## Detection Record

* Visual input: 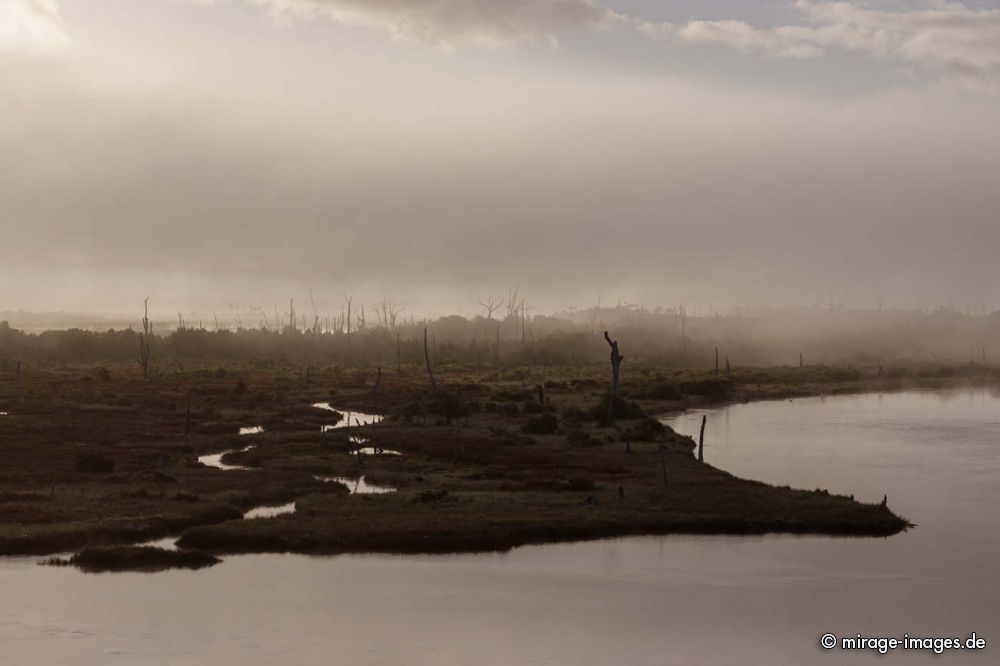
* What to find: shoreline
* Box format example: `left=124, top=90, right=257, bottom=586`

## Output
left=0, top=363, right=937, bottom=565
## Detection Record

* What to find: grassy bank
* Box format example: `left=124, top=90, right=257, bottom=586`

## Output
left=0, top=359, right=956, bottom=560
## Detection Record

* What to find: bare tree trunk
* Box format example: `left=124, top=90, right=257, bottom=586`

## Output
left=725, top=356, right=731, bottom=377
left=372, top=366, right=382, bottom=393
left=604, top=331, right=624, bottom=423
left=424, top=328, right=437, bottom=392
left=604, top=331, right=623, bottom=398
left=698, top=415, right=707, bottom=463
left=714, top=347, right=719, bottom=375
left=800, top=352, right=804, bottom=368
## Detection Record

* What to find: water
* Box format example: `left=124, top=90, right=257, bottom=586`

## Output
left=197, top=445, right=256, bottom=471
left=242, top=502, right=296, bottom=520
left=2, top=389, right=999, bottom=665
left=313, top=403, right=383, bottom=430
left=349, top=446, right=401, bottom=456
left=238, top=426, right=264, bottom=436
left=315, top=475, right=397, bottom=494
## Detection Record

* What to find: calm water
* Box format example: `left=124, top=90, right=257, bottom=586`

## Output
left=2, top=389, right=998, bottom=665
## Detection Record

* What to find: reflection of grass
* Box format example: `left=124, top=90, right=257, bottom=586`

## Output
left=0, top=360, right=931, bottom=559
left=45, top=546, right=220, bottom=572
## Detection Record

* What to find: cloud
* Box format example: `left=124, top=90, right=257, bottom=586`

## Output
left=0, top=0, right=68, bottom=52
left=643, top=1, right=1000, bottom=85
left=235, top=0, right=621, bottom=49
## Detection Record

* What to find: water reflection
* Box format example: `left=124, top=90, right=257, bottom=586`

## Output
left=243, top=502, right=296, bottom=520
left=349, top=446, right=401, bottom=456
left=4, top=389, right=1000, bottom=665
left=313, top=403, right=383, bottom=430
left=198, top=445, right=256, bottom=471
left=315, top=475, right=396, bottom=494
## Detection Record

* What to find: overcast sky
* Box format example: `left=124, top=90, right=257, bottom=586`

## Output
left=2, top=0, right=999, bottom=318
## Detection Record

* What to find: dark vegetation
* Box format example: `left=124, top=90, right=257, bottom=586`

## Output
left=44, top=545, right=220, bottom=573
left=5, top=313, right=994, bottom=565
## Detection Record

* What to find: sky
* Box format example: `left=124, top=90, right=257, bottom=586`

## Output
left=2, top=0, right=999, bottom=319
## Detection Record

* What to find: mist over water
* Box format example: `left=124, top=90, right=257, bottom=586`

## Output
left=2, top=2, right=999, bottom=663
left=2, top=1, right=999, bottom=316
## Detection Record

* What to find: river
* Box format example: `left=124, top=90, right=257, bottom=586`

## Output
left=1, top=389, right=997, bottom=664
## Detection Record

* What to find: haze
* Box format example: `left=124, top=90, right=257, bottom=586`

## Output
left=2, top=0, right=999, bottom=319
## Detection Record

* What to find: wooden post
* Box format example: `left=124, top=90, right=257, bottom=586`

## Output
left=715, top=347, right=719, bottom=374
left=799, top=352, right=804, bottom=368
left=423, top=328, right=437, bottom=392
left=698, top=414, right=707, bottom=463
left=725, top=356, right=731, bottom=377
left=138, top=297, right=152, bottom=378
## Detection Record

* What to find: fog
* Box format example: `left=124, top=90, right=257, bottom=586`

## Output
left=2, top=0, right=999, bottom=319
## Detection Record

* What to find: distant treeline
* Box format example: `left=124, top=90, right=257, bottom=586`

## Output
left=2, top=304, right=1000, bottom=369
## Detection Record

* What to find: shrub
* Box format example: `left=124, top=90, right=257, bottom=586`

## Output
left=522, top=413, right=558, bottom=435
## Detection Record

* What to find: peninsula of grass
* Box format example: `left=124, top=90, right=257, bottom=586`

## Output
left=0, top=358, right=967, bottom=561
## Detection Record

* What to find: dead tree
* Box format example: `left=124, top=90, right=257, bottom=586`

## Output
left=309, top=291, right=320, bottom=334
left=479, top=292, right=504, bottom=321
left=714, top=347, right=719, bottom=374
left=504, top=287, right=520, bottom=321
left=344, top=295, right=353, bottom=337
left=604, top=330, right=624, bottom=422
left=521, top=301, right=527, bottom=344
left=800, top=352, right=804, bottom=368
left=604, top=331, right=623, bottom=398
left=376, top=296, right=404, bottom=330
left=138, top=298, right=152, bottom=378
left=725, top=356, right=731, bottom=377
left=423, top=327, right=437, bottom=392
left=698, top=415, right=707, bottom=463
left=372, top=366, right=382, bottom=393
